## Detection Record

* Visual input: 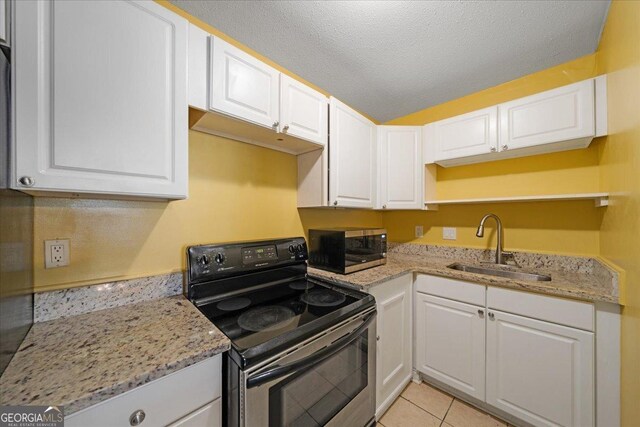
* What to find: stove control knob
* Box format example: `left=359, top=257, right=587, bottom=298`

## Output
left=214, top=253, right=225, bottom=264
left=288, top=245, right=295, bottom=254
left=198, top=255, right=210, bottom=266
left=296, top=244, right=304, bottom=253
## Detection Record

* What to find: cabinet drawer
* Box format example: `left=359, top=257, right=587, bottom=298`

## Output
left=487, top=287, right=594, bottom=331
left=415, top=274, right=485, bottom=306
left=66, top=355, right=222, bottom=427
left=169, top=399, right=221, bottom=427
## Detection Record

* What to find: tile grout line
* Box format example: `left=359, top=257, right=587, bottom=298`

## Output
left=400, top=395, right=445, bottom=423
left=440, top=396, right=455, bottom=426
left=402, top=386, right=452, bottom=422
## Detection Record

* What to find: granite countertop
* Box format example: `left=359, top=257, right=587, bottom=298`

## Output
left=0, top=295, right=230, bottom=415
left=309, top=249, right=619, bottom=304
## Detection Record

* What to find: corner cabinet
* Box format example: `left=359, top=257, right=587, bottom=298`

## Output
left=377, top=126, right=423, bottom=210
left=13, top=0, right=188, bottom=199
left=329, top=97, right=376, bottom=208
left=367, top=274, right=413, bottom=419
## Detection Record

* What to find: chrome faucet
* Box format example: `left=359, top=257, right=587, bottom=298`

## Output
left=475, top=213, right=511, bottom=265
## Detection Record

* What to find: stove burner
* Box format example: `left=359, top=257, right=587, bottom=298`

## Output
left=301, top=289, right=347, bottom=307
left=289, top=281, right=315, bottom=290
left=216, top=297, right=251, bottom=312
left=237, top=306, right=296, bottom=332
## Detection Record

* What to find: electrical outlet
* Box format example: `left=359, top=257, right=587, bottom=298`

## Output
left=443, top=227, right=457, bottom=240
left=45, top=239, right=70, bottom=268
left=415, top=225, right=424, bottom=238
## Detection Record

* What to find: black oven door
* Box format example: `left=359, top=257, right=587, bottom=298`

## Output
left=242, top=309, right=376, bottom=427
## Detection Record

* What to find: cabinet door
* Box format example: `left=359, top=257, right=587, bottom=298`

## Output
left=415, top=293, right=485, bottom=400
left=329, top=97, right=376, bottom=208
left=377, top=126, right=422, bottom=210
left=209, top=35, right=279, bottom=129
left=499, top=79, right=595, bottom=151
left=432, top=106, right=498, bottom=162
left=66, top=356, right=222, bottom=427
left=280, top=74, right=327, bottom=146
left=486, top=310, right=594, bottom=427
left=168, top=399, right=221, bottom=427
left=368, top=275, right=412, bottom=418
left=13, top=0, right=188, bottom=199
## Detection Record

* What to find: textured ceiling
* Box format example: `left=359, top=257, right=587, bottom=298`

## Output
left=170, top=0, right=610, bottom=122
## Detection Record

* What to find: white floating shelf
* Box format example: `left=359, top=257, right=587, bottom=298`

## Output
left=424, top=192, right=609, bottom=209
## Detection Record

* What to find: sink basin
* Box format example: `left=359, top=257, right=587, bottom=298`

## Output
left=447, top=263, right=552, bottom=282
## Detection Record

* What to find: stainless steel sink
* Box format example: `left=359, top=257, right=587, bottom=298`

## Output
left=447, top=262, right=552, bottom=282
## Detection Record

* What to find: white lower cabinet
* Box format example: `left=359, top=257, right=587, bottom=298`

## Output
left=368, top=274, right=413, bottom=418
left=414, top=275, right=597, bottom=427
left=415, top=293, right=486, bottom=400
left=65, top=355, right=221, bottom=427
left=168, top=399, right=221, bottom=427
left=486, top=310, right=594, bottom=427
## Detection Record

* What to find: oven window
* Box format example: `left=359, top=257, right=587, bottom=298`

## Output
left=268, top=331, right=369, bottom=426
left=345, top=235, right=386, bottom=265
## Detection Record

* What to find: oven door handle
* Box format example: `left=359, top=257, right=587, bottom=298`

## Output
left=246, top=310, right=375, bottom=389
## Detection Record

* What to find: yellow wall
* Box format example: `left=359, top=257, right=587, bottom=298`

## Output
left=594, top=1, right=640, bottom=424
left=383, top=201, right=602, bottom=256
left=33, top=132, right=382, bottom=292
left=383, top=54, right=603, bottom=255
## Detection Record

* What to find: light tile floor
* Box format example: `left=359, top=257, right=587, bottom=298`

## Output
left=378, top=382, right=514, bottom=427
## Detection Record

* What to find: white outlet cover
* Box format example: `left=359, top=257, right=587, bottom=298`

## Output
left=415, top=225, right=424, bottom=238
left=443, top=227, right=457, bottom=240
left=45, top=239, right=70, bottom=269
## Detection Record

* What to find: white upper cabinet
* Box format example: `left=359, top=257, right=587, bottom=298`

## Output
left=377, top=126, right=423, bottom=210
left=13, top=0, right=188, bottom=199
left=429, top=106, right=498, bottom=164
left=329, top=97, right=376, bottom=208
left=188, top=28, right=326, bottom=154
left=424, top=78, right=606, bottom=167
left=280, top=74, right=328, bottom=146
left=486, top=310, right=594, bottom=427
left=499, top=79, right=595, bottom=151
left=209, top=36, right=280, bottom=129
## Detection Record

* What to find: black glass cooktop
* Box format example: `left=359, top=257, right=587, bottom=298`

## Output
left=196, top=279, right=361, bottom=352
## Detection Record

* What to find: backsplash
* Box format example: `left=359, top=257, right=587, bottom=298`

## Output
left=34, top=273, right=183, bottom=323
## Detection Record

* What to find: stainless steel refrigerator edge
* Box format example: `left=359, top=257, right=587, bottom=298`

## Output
left=0, top=0, right=34, bottom=376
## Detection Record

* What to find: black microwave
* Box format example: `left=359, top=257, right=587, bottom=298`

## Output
left=308, top=228, right=387, bottom=274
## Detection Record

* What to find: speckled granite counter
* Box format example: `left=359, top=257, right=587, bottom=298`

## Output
left=309, top=247, right=619, bottom=304
left=0, top=296, right=230, bottom=415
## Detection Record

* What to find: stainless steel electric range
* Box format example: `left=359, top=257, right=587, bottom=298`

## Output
left=185, top=237, right=377, bottom=427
